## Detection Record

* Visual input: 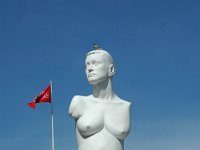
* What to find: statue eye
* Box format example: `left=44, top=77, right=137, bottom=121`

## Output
left=85, top=62, right=90, bottom=68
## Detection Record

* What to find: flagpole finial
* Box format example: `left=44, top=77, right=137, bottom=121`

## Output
left=93, top=43, right=102, bottom=50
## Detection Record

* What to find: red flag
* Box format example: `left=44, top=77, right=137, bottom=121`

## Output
left=27, top=84, right=51, bottom=109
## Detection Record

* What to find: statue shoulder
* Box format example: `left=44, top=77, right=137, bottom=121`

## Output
left=116, top=97, right=132, bottom=109
left=68, top=95, right=88, bottom=118
left=71, top=95, right=92, bottom=100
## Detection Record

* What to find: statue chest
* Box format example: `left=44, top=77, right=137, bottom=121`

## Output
left=76, top=100, right=124, bottom=138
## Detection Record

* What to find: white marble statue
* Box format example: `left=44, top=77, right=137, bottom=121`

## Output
left=69, top=46, right=131, bottom=150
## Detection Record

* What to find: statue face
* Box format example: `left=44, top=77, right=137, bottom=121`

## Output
left=85, top=52, right=111, bottom=85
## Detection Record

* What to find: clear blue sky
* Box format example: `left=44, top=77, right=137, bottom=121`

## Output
left=0, top=0, right=200, bottom=150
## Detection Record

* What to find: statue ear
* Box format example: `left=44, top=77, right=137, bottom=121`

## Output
left=109, top=64, right=115, bottom=76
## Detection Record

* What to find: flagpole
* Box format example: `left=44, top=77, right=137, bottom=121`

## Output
left=50, top=80, right=55, bottom=150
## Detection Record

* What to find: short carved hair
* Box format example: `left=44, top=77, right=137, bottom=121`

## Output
left=86, top=50, right=114, bottom=65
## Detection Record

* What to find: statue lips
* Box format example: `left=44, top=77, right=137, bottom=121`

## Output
left=88, top=73, right=96, bottom=78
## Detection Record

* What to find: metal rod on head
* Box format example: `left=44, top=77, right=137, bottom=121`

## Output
left=93, top=43, right=102, bottom=50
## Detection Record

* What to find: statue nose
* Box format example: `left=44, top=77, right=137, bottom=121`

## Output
left=88, top=67, right=93, bottom=73
left=86, top=63, right=94, bottom=73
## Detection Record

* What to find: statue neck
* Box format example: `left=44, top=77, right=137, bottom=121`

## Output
left=92, top=79, right=115, bottom=101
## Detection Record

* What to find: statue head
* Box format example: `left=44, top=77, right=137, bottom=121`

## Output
left=85, top=46, right=115, bottom=85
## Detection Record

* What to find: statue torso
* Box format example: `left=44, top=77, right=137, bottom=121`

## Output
left=69, top=95, right=131, bottom=150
